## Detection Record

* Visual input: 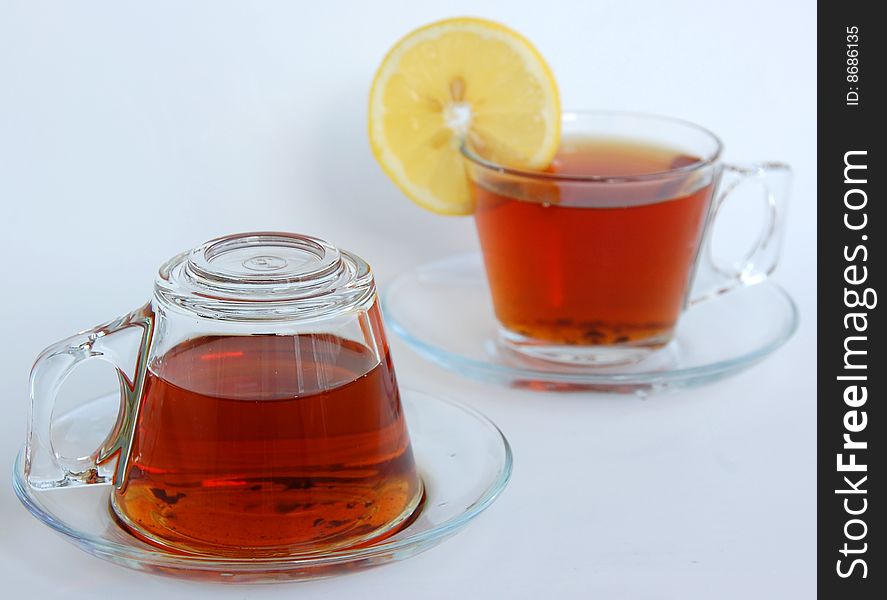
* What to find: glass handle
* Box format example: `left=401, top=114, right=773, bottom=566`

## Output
left=26, top=304, right=154, bottom=490
left=689, top=162, right=792, bottom=304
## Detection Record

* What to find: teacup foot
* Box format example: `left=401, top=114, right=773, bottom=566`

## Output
left=497, top=326, right=670, bottom=367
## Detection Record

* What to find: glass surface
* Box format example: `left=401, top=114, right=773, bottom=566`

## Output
left=13, top=389, right=512, bottom=582
left=26, top=232, right=424, bottom=558
left=383, top=254, right=798, bottom=393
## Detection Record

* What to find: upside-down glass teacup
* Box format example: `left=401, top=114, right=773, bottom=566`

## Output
left=463, top=111, right=791, bottom=365
left=27, top=232, right=423, bottom=557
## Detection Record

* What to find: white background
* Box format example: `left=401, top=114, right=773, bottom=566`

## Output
left=0, top=1, right=816, bottom=598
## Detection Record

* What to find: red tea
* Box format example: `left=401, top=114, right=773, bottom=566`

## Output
left=473, top=137, right=715, bottom=347
left=112, top=333, right=422, bottom=556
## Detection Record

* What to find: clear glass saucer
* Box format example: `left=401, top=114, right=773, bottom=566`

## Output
left=12, top=389, right=512, bottom=583
left=382, top=254, right=799, bottom=393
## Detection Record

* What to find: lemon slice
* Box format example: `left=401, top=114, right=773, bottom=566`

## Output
left=369, top=17, right=561, bottom=215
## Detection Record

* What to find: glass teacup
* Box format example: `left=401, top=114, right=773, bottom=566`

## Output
left=27, top=232, right=423, bottom=557
left=463, top=111, right=791, bottom=365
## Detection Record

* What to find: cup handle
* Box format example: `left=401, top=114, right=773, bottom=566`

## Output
left=26, top=304, right=154, bottom=490
left=688, top=162, right=792, bottom=304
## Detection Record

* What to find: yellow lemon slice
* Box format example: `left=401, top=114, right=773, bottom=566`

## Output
left=369, top=17, right=561, bottom=215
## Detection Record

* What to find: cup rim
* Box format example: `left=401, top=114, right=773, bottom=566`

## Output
left=459, top=110, right=724, bottom=183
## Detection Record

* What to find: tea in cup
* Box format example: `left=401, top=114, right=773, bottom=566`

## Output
left=27, top=232, right=423, bottom=557
left=463, top=112, right=790, bottom=365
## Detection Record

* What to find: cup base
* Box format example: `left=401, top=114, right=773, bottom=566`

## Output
left=109, top=481, right=426, bottom=559
left=498, top=326, right=671, bottom=367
